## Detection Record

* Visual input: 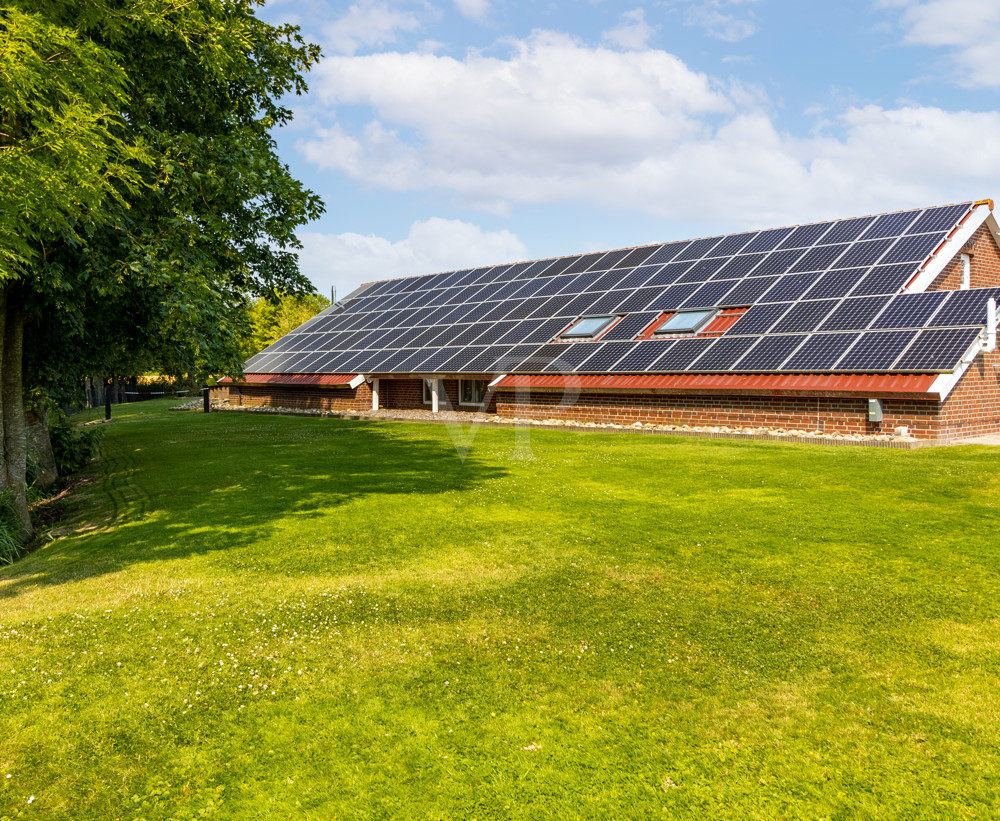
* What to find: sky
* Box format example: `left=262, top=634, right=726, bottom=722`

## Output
left=258, top=0, right=1000, bottom=299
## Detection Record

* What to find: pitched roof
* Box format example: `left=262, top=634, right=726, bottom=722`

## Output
left=245, top=202, right=998, bottom=382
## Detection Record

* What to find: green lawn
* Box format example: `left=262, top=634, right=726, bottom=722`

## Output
left=2, top=399, right=1000, bottom=819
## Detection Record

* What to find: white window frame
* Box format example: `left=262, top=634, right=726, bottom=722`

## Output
left=459, top=379, right=486, bottom=407
left=422, top=378, right=436, bottom=405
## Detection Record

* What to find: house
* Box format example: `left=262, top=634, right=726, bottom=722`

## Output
left=226, top=200, right=1000, bottom=441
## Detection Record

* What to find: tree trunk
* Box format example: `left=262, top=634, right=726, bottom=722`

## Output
left=26, top=406, right=58, bottom=488
left=1, top=282, right=32, bottom=541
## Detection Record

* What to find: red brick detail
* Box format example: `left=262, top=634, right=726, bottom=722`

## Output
left=937, top=348, right=1000, bottom=438
left=229, top=382, right=372, bottom=412
left=927, top=224, right=1000, bottom=291
left=381, top=377, right=498, bottom=414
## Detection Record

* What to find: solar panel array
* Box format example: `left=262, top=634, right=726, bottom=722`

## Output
left=245, top=203, right=996, bottom=376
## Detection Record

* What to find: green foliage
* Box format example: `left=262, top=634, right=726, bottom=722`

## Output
left=244, top=291, right=330, bottom=357
left=0, top=6, right=149, bottom=280
left=48, top=415, right=102, bottom=476
left=3, top=401, right=1000, bottom=817
left=0, top=492, right=20, bottom=565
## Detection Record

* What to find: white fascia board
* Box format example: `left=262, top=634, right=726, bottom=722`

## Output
left=906, top=203, right=991, bottom=293
left=928, top=335, right=986, bottom=401
left=487, top=374, right=508, bottom=388
left=348, top=374, right=367, bottom=389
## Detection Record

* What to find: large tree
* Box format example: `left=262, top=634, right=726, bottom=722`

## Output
left=3, top=1, right=324, bottom=540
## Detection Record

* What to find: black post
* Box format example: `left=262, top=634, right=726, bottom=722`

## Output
left=202, top=387, right=210, bottom=414
left=104, top=378, right=111, bottom=421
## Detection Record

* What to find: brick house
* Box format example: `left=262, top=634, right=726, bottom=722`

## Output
left=225, top=201, right=1000, bottom=441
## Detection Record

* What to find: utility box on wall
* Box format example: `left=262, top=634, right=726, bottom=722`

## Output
left=868, top=398, right=884, bottom=423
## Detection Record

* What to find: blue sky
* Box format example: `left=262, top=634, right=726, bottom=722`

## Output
left=259, top=0, right=1000, bottom=298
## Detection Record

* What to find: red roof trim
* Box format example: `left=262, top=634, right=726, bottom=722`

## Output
left=494, top=372, right=940, bottom=399
left=223, top=373, right=360, bottom=387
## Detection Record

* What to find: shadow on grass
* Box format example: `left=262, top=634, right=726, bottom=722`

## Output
left=2, top=414, right=508, bottom=598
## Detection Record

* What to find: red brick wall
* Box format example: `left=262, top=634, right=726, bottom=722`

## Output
left=494, top=388, right=946, bottom=436
left=937, top=348, right=1000, bottom=438
left=381, top=377, right=497, bottom=413
left=928, top=224, right=1000, bottom=290
left=233, top=383, right=371, bottom=412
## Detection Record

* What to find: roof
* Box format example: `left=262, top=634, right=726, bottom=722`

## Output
left=243, top=201, right=999, bottom=394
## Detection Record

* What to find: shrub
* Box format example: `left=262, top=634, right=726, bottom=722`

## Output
left=49, top=416, right=103, bottom=476
left=0, top=492, right=21, bottom=565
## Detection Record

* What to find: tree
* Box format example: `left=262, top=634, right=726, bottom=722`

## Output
left=243, top=292, right=331, bottom=360
left=4, top=1, right=325, bottom=541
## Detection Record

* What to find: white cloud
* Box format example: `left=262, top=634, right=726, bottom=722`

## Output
left=454, top=0, right=491, bottom=22
left=670, top=0, right=760, bottom=42
left=602, top=8, right=656, bottom=50
left=297, top=29, right=1000, bottom=229
left=296, top=219, right=529, bottom=295
left=323, top=0, right=424, bottom=56
left=883, top=0, right=1000, bottom=87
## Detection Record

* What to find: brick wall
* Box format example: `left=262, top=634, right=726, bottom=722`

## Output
left=381, top=377, right=498, bottom=413
left=928, top=224, right=1000, bottom=290
left=937, top=348, right=1000, bottom=438
left=233, top=382, right=371, bottom=412
left=494, top=388, right=945, bottom=436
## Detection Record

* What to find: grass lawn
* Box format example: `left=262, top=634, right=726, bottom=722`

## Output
left=2, top=399, right=1000, bottom=819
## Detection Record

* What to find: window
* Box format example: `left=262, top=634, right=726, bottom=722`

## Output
left=562, top=315, right=616, bottom=339
left=422, top=378, right=437, bottom=405
left=653, top=309, right=716, bottom=336
left=459, top=379, right=486, bottom=406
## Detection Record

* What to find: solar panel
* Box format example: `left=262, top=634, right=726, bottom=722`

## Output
left=676, top=236, right=723, bottom=261
left=614, top=245, right=660, bottom=268
left=892, top=327, right=981, bottom=371
left=905, top=203, right=970, bottom=234
left=880, top=233, right=944, bottom=265
left=492, top=344, right=541, bottom=373
left=690, top=336, right=760, bottom=371
left=600, top=312, right=659, bottom=341
left=769, top=299, right=839, bottom=334
left=504, top=296, right=550, bottom=320
left=615, top=286, right=666, bottom=312
left=534, top=274, right=580, bottom=297
left=648, top=282, right=700, bottom=311
left=928, top=287, right=1000, bottom=326
left=752, top=249, right=807, bottom=277
left=832, top=238, right=893, bottom=269
left=522, top=317, right=574, bottom=344
left=651, top=337, right=715, bottom=371
left=680, top=257, right=728, bottom=282
left=463, top=345, right=513, bottom=373
left=592, top=249, right=632, bottom=270
left=709, top=232, right=757, bottom=257
left=801, top=268, right=867, bottom=300
left=561, top=292, right=601, bottom=317
left=615, top=267, right=658, bottom=290
left=528, top=295, right=576, bottom=319
left=821, top=215, right=876, bottom=244
left=580, top=341, right=640, bottom=372
left=680, top=279, right=738, bottom=310
left=586, top=291, right=631, bottom=315
left=777, top=222, right=833, bottom=250
left=646, top=262, right=691, bottom=286
left=850, top=264, right=915, bottom=296
left=477, top=301, right=519, bottom=322
left=449, top=324, right=494, bottom=346
left=862, top=209, right=921, bottom=239
left=612, top=339, right=677, bottom=372
left=645, top=241, right=691, bottom=266
left=721, top=275, right=779, bottom=306
left=836, top=330, right=917, bottom=371
left=816, top=295, right=891, bottom=332
left=541, top=256, right=583, bottom=277
left=870, top=291, right=949, bottom=330
left=564, top=252, right=607, bottom=275
left=540, top=342, right=602, bottom=373
left=734, top=334, right=806, bottom=371
left=496, top=319, right=546, bottom=345
left=713, top=253, right=767, bottom=280
left=781, top=332, right=861, bottom=371
left=743, top=227, right=794, bottom=253
left=727, top=302, right=792, bottom=335
left=790, top=243, right=850, bottom=273
left=759, top=273, right=817, bottom=302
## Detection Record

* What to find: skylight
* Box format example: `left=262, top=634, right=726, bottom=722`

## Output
left=654, top=309, right=717, bottom=335
left=562, top=315, right=616, bottom=339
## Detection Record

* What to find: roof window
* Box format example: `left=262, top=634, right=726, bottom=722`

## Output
left=653, top=309, right=716, bottom=336
left=562, top=315, right=616, bottom=339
